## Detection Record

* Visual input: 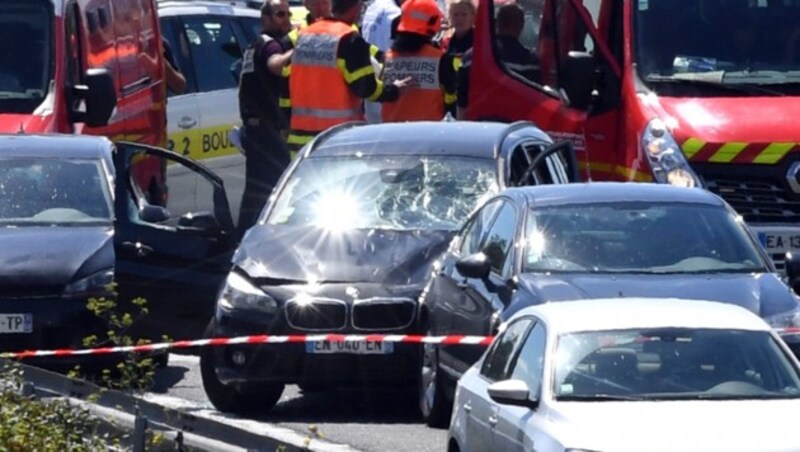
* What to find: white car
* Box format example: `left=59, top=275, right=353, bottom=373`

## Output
left=159, top=1, right=261, bottom=215
left=449, top=298, right=800, bottom=452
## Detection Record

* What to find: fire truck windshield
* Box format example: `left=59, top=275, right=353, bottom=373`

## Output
left=634, top=0, right=800, bottom=90
left=0, top=0, right=52, bottom=114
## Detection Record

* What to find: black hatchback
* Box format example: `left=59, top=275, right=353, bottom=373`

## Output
left=200, top=120, right=580, bottom=414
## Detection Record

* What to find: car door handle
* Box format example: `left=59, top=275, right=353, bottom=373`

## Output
left=488, top=415, right=498, bottom=427
left=457, top=279, right=470, bottom=289
left=178, top=117, right=197, bottom=129
left=121, top=241, right=153, bottom=258
left=463, top=402, right=472, bottom=413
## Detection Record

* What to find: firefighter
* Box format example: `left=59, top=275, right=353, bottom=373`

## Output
left=380, top=0, right=456, bottom=122
left=361, top=0, right=405, bottom=122
left=287, top=0, right=414, bottom=151
left=440, top=0, right=475, bottom=59
left=236, top=0, right=294, bottom=236
left=494, top=3, right=538, bottom=82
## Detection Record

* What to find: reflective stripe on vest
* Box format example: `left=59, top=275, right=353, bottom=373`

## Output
left=381, top=44, right=443, bottom=122
left=290, top=20, right=363, bottom=133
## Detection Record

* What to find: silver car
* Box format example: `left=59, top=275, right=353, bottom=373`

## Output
left=448, top=297, right=800, bottom=452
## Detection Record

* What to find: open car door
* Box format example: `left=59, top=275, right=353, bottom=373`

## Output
left=113, top=142, right=236, bottom=342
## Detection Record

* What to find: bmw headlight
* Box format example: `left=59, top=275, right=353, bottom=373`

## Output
left=218, top=272, right=277, bottom=314
left=642, top=118, right=702, bottom=188
left=62, top=268, right=115, bottom=298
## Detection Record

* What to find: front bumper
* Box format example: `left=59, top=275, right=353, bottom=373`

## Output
left=206, top=311, right=421, bottom=386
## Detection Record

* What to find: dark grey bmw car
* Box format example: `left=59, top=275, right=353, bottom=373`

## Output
left=200, top=120, right=580, bottom=414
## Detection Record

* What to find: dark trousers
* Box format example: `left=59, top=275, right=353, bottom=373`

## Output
left=238, top=124, right=290, bottom=237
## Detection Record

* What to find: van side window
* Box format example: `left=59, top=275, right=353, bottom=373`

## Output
left=494, top=0, right=609, bottom=98
left=65, top=2, right=85, bottom=114
left=182, top=17, right=243, bottom=92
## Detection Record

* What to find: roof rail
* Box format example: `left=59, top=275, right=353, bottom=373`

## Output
left=301, top=121, right=366, bottom=159
left=493, top=120, right=537, bottom=159
left=157, top=0, right=262, bottom=8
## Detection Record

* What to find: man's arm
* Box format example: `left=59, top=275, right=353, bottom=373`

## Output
left=337, top=32, right=399, bottom=102
left=440, top=53, right=458, bottom=117
left=267, top=48, right=294, bottom=76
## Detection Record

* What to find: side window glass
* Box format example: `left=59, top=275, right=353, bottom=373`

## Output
left=492, top=0, right=544, bottom=84
left=182, top=16, right=241, bottom=92
left=482, top=202, right=517, bottom=276
left=161, top=18, right=196, bottom=95
left=127, top=150, right=219, bottom=228
left=509, top=322, right=546, bottom=397
left=65, top=3, right=85, bottom=110
left=460, top=200, right=502, bottom=256
left=240, top=17, right=261, bottom=42
left=481, top=319, right=532, bottom=381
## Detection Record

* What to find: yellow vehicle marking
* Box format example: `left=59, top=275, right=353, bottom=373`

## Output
left=753, top=143, right=796, bottom=164
left=167, top=124, right=240, bottom=161
left=709, top=142, right=748, bottom=163
left=681, top=137, right=706, bottom=159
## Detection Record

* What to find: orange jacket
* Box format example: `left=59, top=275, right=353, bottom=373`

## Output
left=381, top=44, right=444, bottom=122
left=289, top=20, right=364, bottom=134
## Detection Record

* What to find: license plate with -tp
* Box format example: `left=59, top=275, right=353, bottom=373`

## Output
left=0, top=314, right=32, bottom=334
left=306, top=340, right=394, bottom=354
left=754, top=227, right=800, bottom=255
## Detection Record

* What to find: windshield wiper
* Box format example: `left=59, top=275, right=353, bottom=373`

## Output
left=644, top=75, right=785, bottom=96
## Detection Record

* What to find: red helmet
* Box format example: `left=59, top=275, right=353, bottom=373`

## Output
left=397, top=0, right=444, bottom=37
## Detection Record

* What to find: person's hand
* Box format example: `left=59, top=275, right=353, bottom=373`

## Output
left=392, top=76, right=418, bottom=95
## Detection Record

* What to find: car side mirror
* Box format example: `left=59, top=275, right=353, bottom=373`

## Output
left=177, top=211, right=221, bottom=231
left=785, top=252, right=800, bottom=295
left=487, top=379, right=538, bottom=409
left=139, top=204, right=170, bottom=223
left=456, top=253, right=491, bottom=279
left=560, top=51, right=595, bottom=110
left=71, top=68, right=117, bottom=127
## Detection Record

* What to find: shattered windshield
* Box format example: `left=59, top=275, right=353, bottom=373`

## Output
left=267, top=155, right=498, bottom=231
left=0, top=0, right=52, bottom=114
left=554, top=328, right=800, bottom=401
left=0, top=157, right=113, bottom=225
left=523, top=202, right=767, bottom=274
left=634, top=0, right=800, bottom=92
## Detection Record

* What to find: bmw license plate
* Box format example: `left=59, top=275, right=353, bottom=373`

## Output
left=305, top=340, right=394, bottom=354
left=0, top=314, right=32, bottom=334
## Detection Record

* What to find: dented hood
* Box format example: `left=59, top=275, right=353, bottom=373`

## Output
left=235, top=225, right=454, bottom=284
left=0, top=226, right=113, bottom=286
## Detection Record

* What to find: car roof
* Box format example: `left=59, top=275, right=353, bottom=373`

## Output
left=0, top=134, right=112, bottom=160
left=500, top=182, right=725, bottom=208
left=307, top=121, right=553, bottom=159
left=158, top=0, right=261, bottom=17
left=511, top=298, right=770, bottom=334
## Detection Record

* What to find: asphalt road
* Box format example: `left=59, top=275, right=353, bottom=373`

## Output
left=149, top=354, right=448, bottom=452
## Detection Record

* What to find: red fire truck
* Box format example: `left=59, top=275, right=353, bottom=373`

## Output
left=465, top=0, right=800, bottom=270
left=0, top=0, right=167, bottom=202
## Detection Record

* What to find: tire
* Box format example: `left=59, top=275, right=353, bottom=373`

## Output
left=418, top=342, right=452, bottom=428
left=199, top=324, right=284, bottom=415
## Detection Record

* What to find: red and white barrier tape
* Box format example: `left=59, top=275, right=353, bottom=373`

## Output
left=0, top=334, right=494, bottom=360
left=4, top=328, right=799, bottom=360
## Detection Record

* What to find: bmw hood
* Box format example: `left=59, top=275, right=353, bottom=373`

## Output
left=0, top=227, right=113, bottom=286
left=518, top=272, right=797, bottom=318
left=549, top=400, right=800, bottom=451
left=235, top=225, right=454, bottom=284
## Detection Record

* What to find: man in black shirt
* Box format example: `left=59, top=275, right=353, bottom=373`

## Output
left=237, top=0, right=294, bottom=236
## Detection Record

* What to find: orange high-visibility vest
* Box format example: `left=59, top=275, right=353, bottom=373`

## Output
left=290, top=20, right=363, bottom=133
left=381, top=44, right=443, bottom=122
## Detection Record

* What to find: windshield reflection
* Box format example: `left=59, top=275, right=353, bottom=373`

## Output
left=267, top=155, right=498, bottom=231
left=523, top=202, right=767, bottom=274
left=634, top=0, right=800, bottom=90
left=0, top=157, right=113, bottom=225
left=554, top=328, right=800, bottom=401
left=0, top=0, right=52, bottom=114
